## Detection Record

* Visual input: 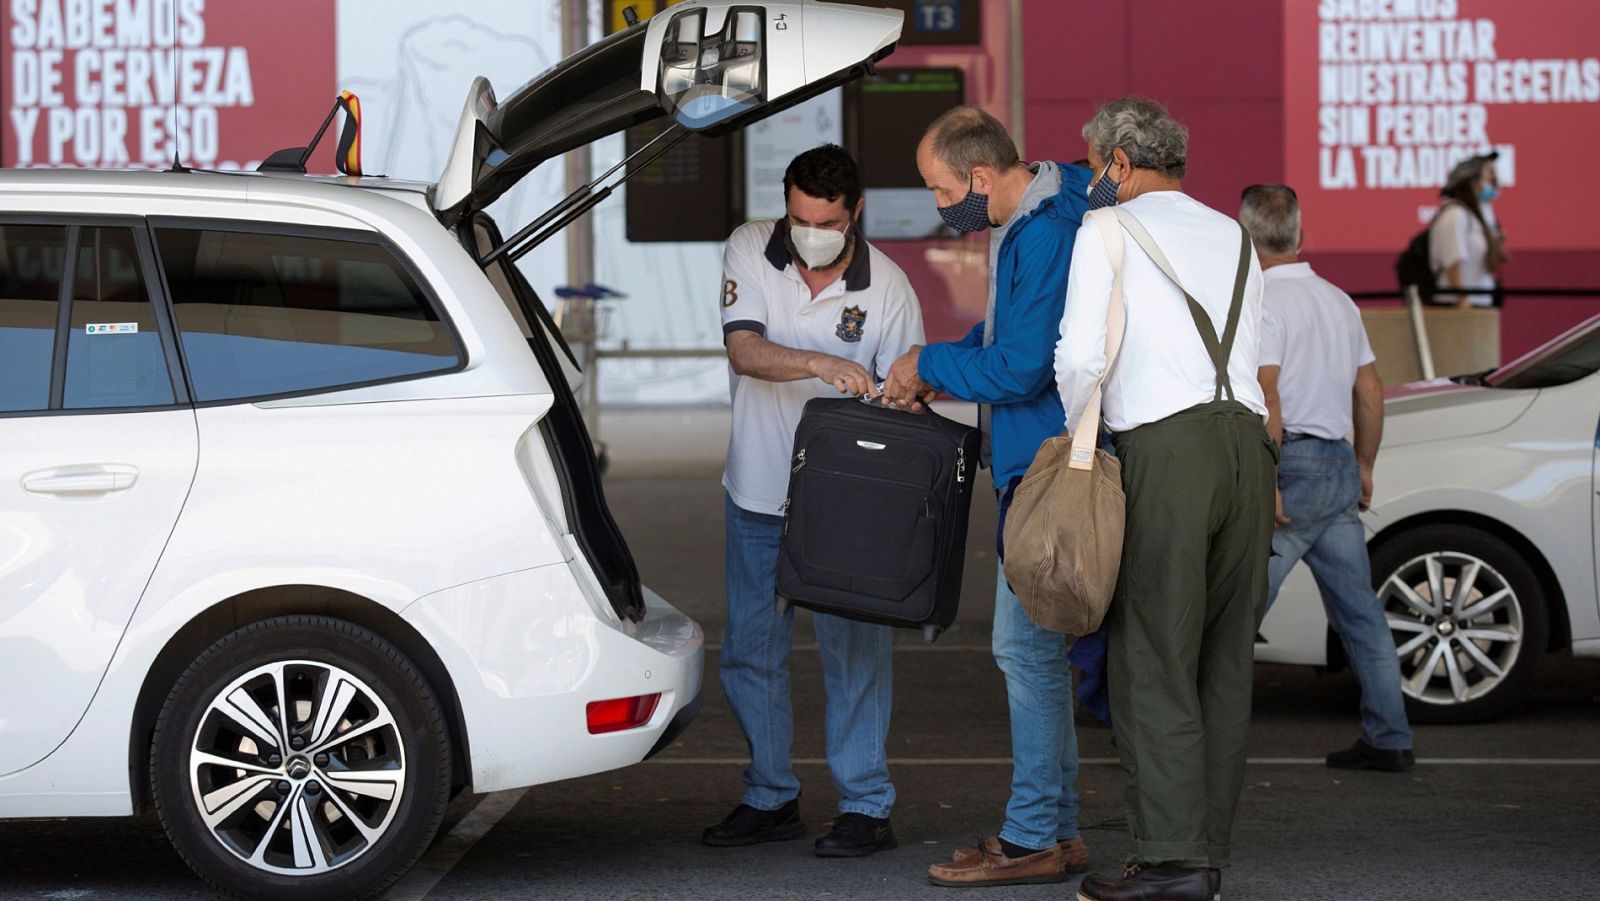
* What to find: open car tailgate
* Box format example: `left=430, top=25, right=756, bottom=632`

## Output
left=430, top=0, right=902, bottom=220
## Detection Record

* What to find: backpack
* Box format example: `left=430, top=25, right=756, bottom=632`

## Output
left=1395, top=223, right=1435, bottom=301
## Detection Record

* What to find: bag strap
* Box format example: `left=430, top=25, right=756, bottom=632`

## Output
left=1112, top=208, right=1252, bottom=403
left=1068, top=208, right=1127, bottom=471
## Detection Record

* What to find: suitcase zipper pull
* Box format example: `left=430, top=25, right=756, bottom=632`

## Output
left=780, top=498, right=791, bottom=535
left=956, top=447, right=967, bottom=484
left=791, top=449, right=807, bottom=474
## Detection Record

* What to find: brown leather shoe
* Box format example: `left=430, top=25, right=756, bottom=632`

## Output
left=1119, top=863, right=1221, bottom=901
left=948, top=835, right=1088, bottom=872
left=1076, top=865, right=1216, bottom=901
left=928, top=836, right=1077, bottom=887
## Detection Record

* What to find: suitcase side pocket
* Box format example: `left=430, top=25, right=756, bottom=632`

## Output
left=783, top=467, right=942, bottom=604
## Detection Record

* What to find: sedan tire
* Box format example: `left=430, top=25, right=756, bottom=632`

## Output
left=1372, top=525, right=1549, bottom=724
left=151, top=615, right=451, bottom=900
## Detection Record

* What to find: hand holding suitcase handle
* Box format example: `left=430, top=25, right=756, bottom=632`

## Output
left=810, top=354, right=876, bottom=397
left=861, top=382, right=934, bottom=414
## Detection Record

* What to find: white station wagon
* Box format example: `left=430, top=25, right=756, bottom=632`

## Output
left=0, top=3, right=903, bottom=898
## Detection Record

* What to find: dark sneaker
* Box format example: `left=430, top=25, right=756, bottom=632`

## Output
left=702, top=799, right=806, bottom=847
left=1326, top=739, right=1416, bottom=772
left=814, top=812, right=897, bottom=858
left=1077, top=865, right=1213, bottom=901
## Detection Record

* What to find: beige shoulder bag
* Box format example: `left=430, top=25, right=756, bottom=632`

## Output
left=1001, top=207, right=1128, bottom=636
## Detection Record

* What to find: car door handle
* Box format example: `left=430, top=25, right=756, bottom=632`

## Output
left=22, top=466, right=138, bottom=496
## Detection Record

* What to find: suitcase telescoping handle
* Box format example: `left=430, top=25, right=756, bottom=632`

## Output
left=856, top=382, right=887, bottom=405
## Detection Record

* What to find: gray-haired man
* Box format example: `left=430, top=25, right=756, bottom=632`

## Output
left=1241, top=184, right=1415, bottom=773
left=1056, top=97, right=1274, bottom=901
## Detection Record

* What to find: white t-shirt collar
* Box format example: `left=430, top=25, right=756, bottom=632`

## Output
left=1263, top=261, right=1315, bottom=281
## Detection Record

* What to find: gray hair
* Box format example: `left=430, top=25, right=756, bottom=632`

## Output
left=1238, top=185, right=1301, bottom=255
left=1081, top=97, right=1188, bottom=179
left=924, top=106, right=1021, bottom=175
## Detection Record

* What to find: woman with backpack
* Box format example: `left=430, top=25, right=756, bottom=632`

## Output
left=1429, top=152, right=1509, bottom=308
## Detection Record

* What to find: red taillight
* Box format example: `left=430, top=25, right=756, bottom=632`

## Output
left=586, top=693, right=661, bottom=734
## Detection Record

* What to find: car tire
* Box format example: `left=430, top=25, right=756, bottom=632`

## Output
left=151, top=615, right=451, bottom=900
left=1371, top=525, right=1549, bottom=724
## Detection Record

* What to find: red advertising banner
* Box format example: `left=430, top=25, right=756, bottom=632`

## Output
left=1285, top=0, right=1600, bottom=252
left=2, top=0, right=335, bottom=171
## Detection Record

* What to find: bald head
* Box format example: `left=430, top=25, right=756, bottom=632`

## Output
left=920, top=106, right=1022, bottom=176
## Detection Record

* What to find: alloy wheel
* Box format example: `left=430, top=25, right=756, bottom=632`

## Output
left=187, top=660, right=406, bottom=876
left=1380, top=551, right=1523, bottom=707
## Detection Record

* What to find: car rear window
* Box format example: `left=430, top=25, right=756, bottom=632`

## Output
left=154, top=227, right=460, bottom=403
left=0, top=224, right=69, bottom=412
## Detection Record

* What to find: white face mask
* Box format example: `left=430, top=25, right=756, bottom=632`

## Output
left=790, top=223, right=849, bottom=270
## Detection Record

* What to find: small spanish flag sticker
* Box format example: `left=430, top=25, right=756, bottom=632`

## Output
left=336, top=90, right=363, bottom=176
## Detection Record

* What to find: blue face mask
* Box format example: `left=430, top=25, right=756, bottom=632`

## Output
left=938, top=173, right=993, bottom=234
left=1087, top=158, right=1121, bottom=211
left=1480, top=184, right=1500, bottom=202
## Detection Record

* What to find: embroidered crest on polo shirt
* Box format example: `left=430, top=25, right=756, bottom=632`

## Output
left=835, top=305, right=867, bottom=343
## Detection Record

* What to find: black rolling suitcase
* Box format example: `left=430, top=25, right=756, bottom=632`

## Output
left=776, top=396, right=981, bottom=642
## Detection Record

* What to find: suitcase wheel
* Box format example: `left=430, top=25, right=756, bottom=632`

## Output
left=775, top=596, right=791, bottom=615
left=922, top=624, right=943, bottom=644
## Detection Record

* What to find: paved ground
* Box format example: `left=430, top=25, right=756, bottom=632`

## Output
left=4, top=407, right=1600, bottom=900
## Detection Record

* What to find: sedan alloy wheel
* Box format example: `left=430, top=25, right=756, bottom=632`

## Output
left=1371, top=525, right=1549, bottom=724
left=1381, top=551, right=1522, bottom=706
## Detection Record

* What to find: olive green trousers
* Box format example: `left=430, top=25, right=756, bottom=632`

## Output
left=1108, top=401, right=1278, bottom=869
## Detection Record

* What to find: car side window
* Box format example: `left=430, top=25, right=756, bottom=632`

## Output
left=154, top=227, right=461, bottom=403
left=63, top=227, right=175, bottom=410
left=0, top=224, right=69, bottom=413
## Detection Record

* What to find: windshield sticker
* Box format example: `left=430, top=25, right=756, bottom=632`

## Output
left=86, top=323, right=138, bottom=335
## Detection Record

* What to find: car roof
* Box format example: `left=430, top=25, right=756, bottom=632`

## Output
left=0, top=166, right=436, bottom=204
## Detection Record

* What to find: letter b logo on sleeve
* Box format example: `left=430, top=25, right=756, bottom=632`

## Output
left=722, top=279, right=738, bottom=308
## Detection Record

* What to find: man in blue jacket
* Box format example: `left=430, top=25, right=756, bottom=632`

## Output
left=883, top=106, right=1092, bottom=888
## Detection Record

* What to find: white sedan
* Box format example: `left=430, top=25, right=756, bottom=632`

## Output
left=1258, top=315, right=1600, bottom=722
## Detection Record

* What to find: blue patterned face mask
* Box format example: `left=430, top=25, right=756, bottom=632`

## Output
left=1087, top=158, right=1121, bottom=211
left=938, top=173, right=993, bottom=234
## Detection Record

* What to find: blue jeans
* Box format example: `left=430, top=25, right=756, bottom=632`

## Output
left=993, top=568, right=1081, bottom=849
left=720, top=494, right=895, bottom=818
left=1265, top=437, right=1414, bottom=751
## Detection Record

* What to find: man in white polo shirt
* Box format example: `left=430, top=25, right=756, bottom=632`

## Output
left=703, top=144, right=925, bottom=858
left=1240, top=183, right=1415, bottom=774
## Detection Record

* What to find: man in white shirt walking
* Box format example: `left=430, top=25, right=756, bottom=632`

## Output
left=1241, top=184, right=1415, bottom=773
left=1056, top=97, right=1275, bottom=901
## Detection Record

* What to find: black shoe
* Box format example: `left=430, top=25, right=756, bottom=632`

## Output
left=1326, top=739, right=1415, bottom=772
left=702, top=799, right=806, bottom=847
left=1117, top=863, right=1222, bottom=901
left=814, top=812, right=896, bottom=858
left=1077, top=865, right=1213, bottom=901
